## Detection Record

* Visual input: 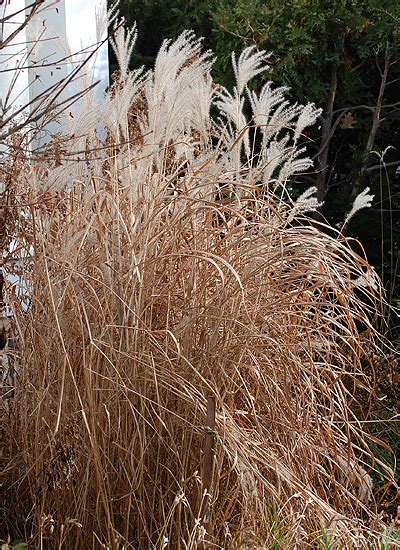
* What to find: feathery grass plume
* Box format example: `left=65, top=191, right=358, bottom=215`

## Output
left=143, top=31, right=213, bottom=157
left=353, top=269, right=380, bottom=292
left=293, top=102, right=322, bottom=142
left=215, top=47, right=270, bottom=164
left=232, top=46, right=270, bottom=96
left=343, top=186, right=375, bottom=228
left=2, top=16, right=395, bottom=550
left=110, top=21, right=138, bottom=77
left=286, top=186, right=323, bottom=222
left=215, top=50, right=320, bottom=199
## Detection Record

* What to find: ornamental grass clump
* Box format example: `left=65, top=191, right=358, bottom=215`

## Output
left=1, top=18, right=394, bottom=549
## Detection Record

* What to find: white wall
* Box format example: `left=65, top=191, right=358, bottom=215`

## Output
left=0, top=0, right=29, bottom=117
left=0, top=0, right=109, bottom=147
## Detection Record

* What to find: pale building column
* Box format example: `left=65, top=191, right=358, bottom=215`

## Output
left=25, top=0, right=69, bottom=149
left=1, top=0, right=109, bottom=150
left=0, top=0, right=29, bottom=120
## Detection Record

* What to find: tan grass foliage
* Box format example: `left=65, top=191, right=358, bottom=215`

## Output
left=1, top=19, right=395, bottom=549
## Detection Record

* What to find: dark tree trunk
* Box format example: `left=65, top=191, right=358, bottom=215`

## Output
left=316, top=63, right=338, bottom=203
left=352, top=42, right=390, bottom=197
